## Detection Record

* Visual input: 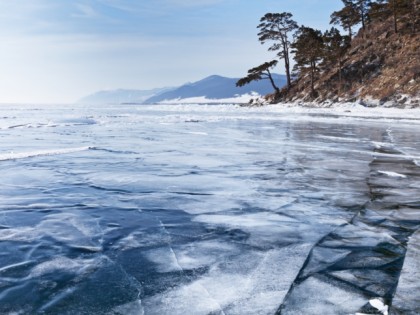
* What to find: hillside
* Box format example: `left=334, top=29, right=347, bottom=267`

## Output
left=277, top=16, right=419, bottom=107
left=144, top=74, right=286, bottom=104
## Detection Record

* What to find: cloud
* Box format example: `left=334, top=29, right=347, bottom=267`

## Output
left=102, top=0, right=225, bottom=9
left=0, top=0, right=52, bottom=33
left=72, top=3, right=100, bottom=19
left=96, top=0, right=227, bottom=17
left=165, top=0, right=225, bottom=7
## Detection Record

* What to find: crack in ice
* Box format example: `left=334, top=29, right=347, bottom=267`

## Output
left=156, top=218, right=227, bottom=315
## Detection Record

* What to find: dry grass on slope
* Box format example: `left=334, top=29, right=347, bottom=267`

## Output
left=279, top=16, right=419, bottom=107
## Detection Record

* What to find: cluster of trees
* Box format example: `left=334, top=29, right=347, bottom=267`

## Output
left=331, top=0, right=418, bottom=35
left=237, top=0, right=418, bottom=98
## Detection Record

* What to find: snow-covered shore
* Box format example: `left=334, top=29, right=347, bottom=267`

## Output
left=134, top=101, right=420, bottom=121
left=268, top=101, right=420, bottom=119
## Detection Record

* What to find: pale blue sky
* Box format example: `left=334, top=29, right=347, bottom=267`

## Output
left=0, top=0, right=342, bottom=103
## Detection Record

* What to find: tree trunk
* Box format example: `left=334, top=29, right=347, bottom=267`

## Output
left=280, top=35, right=292, bottom=90
left=285, top=58, right=291, bottom=89
left=310, top=61, right=315, bottom=97
left=392, top=0, right=398, bottom=33
left=267, top=70, right=280, bottom=94
left=284, top=47, right=292, bottom=90
left=410, top=0, right=416, bottom=33
left=338, top=59, right=342, bottom=95
left=361, top=10, right=366, bottom=39
left=361, top=13, right=365, bottom=31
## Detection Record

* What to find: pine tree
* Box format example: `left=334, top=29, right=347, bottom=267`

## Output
left=330, top=3, right=360, bottom=40
left=346, top=0, right=372, bottom=31
left=390, top=0, right=400, bottom=32
left=236, top=60, right=281, bottom=95
left=388, top=0, right=417, bottom=33
left=323, top=28, right=351, bottom=93
left=330, top=0, right=373, bottom=38
left=368, top=0, right=391, bottom=22
left=292, top=27, right=324, bottom=97
left=257, top=12, right=298, bottom=90
left=409, top=0, right=419, bottom=33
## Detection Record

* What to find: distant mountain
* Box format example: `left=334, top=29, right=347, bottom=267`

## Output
left=78, top=87, right=173, bottom=104
left=144, top=74, right=287, bottom=104
left=78, top=74, right=287, bottom=105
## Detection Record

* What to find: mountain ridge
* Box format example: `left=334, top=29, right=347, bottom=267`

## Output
left=78, top=87, right=174, bottom=105
left=78, top=74, right=286, bottom=105
left=144, top=74, right=286, bottom=104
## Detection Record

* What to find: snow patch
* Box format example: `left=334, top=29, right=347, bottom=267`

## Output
left=378, top=171, right=407, bottom=178
left=0, top=146, right=93, bottom=161
left=369, top=298, right=389, bottom=315
left=157, top=92, right=260, bottom=105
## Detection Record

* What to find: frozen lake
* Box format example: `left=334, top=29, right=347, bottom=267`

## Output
left=0, top=104, right=419, bottom=314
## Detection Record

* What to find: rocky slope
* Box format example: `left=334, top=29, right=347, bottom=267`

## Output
left=277, top=16, right=419, bottom=108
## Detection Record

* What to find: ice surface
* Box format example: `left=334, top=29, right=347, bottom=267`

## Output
left=142, top=244, right=312, bottom=315
left=111, top=300, right=145, bottom=315
left=279, top=276, right=368, bottom=314
left=391, top=230, right=420, bottom=314
left=0, top=104, right=419, bottom=314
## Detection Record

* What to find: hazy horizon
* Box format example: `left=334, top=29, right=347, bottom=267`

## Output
left=0, top=0, right=342, bottom=104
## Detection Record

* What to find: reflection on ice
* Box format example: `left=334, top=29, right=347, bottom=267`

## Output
left=0, top=104, right=419, bottom=314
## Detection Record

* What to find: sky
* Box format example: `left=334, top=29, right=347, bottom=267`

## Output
left=0, top=0, right=343, bottom=103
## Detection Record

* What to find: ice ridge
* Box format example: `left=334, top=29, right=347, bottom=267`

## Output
left=0, top=146, right=94, bottom=161
left=276, top=145, right=420, bottom=315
